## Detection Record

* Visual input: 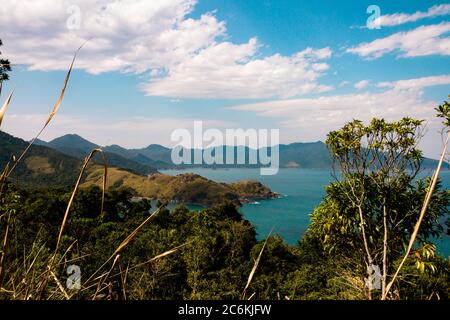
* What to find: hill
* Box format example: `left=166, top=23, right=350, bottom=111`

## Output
left=0, top=131, right=84, bottom=188
left=82, top=168, right=278, bottom=206
left=41, top=134, right=158, bottom=175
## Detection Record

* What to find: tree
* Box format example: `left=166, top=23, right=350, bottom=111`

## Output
left=0, top=39, right=12, bottom=95
left=436, top=97, right=450, bottom=128
left=309, top=117, right=449, bottom=299
left=382, top=97, right=450, bottom=298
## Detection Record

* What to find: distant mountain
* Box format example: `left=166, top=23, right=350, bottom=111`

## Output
left=103, top=144, right=172, bottom=169
left=278, top=142, right=331, bottom=168
left=36, top=134, right=448, bottom=171
left=47, top=134, right=98, bottom=154
left=136, top=144, right=173, bottom=164
left=43, top=134, right=158, bottom=175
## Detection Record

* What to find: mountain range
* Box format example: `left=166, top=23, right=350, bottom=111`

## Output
left=34, top=134, right=332, bottom=169
left=1, top=130, right=447, bottom=191
left=35, top=133, right=446, bottom=170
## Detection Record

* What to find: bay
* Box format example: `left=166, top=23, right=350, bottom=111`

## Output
left=160, top=168, right=450, bottom=257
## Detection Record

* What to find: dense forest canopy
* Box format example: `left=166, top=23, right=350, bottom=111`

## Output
left=0, top=184, right=448, bottom=300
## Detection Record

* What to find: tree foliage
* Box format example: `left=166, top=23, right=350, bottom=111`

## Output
left=310, top=117, right=449, bottom=299
left=0, top=39, right=11, bottom=88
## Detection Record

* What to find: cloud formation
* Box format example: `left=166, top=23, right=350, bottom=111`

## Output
left=0, top=0, right=332, bottom=99
left=377, top=74, right=450, bottom=90
left=348, top=22, right=450, bottom=59
left=375, top=4, right=450, bottom=27
left=143, top=45, right=333, bottom=99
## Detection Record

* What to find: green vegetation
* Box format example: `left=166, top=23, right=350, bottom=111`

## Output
left=0, top=183, right=448, bottom=300
left=1, top=99, right=449, bottom=301
left=309, top=117, right=449, bottom=299
left=0, top=45, right=448, bottom=300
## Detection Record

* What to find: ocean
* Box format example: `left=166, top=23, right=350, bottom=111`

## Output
left=160, top=168, right=450, bottom=257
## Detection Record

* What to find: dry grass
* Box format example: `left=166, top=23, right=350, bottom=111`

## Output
left=0, top=51, right=78, bottom=287
left=241, top=230, right=272, bottom=300
left=0, top=49, right=182, bottom=300
left=86, top=203, right=165, bottom=283
left=0, top=47, right=193, bottom=300
left=55, top=148, right=107, bottom=253
left=0, top=90, right=13, bottom=128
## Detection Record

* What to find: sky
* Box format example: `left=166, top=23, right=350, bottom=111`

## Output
left=0, top=0, right=449, bottom=158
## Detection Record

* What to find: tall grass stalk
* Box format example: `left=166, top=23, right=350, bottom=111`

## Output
left=382, top=131, right=450, bottom=299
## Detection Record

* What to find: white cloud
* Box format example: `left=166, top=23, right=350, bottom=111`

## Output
left=375, top=4, right=450, bottom=27
left=347, top=22, right=450, bottom=59
left=354, top=80, right=370, bottom=90
left=231, top=75, right=450, bottom=158
left=377, top=74, right=450, bottom=90
left=143, top=44, right=333, bottom=99
left=0, top=0, right=332, bottom=99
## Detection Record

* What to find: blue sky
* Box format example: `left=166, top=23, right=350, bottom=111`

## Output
left=0, top=0, right=449, bottom=158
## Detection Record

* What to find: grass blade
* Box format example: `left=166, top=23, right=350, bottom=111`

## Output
left=241, top=229, right=273, bottom=300
left=0, top=90, right=13, bottom=128
left=7, top=48, right=81, bottom=177
left=55, top=148, right=107, bottom=253
left=85, top=203, right=166, bottom=284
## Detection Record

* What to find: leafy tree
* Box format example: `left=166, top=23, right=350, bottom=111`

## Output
left=310, top=117, right=449, bottom=299
left=0, top=39, right=11, bottom=94
left=436, top=97, right=450, bottom=128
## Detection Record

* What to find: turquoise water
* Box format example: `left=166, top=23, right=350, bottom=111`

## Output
left=161, top=168, right=450, bottom=257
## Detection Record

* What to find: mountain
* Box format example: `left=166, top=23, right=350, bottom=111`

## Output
left=0, top=131, right=83, bottom=188
left=278, top=142, right=331, bottom=168
left=135, top=144, right=173, bottom=164
left=47, top=134, right=98, bottom=154
left=103, top=144, right=172, bottom=169
left=43, top=134, right=158, bottom=175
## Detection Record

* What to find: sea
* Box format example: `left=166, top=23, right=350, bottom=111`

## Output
left=160, top=168, right=450, bottom=257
